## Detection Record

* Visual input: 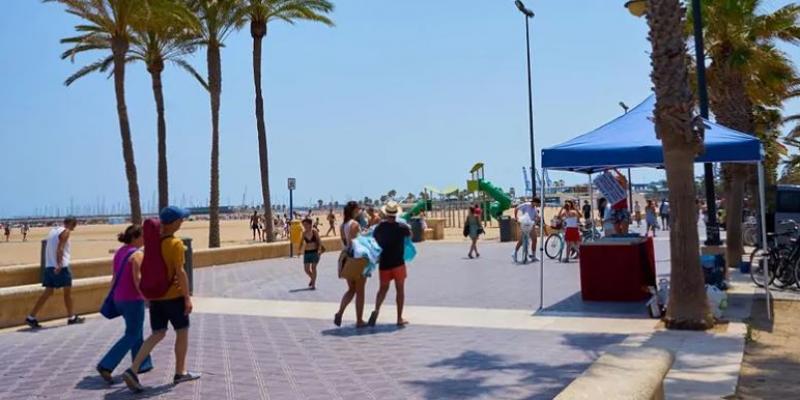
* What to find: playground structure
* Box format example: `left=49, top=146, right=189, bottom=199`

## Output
left=401, top=163, right=514, bottom=230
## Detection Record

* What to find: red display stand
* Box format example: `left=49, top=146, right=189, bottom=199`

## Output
left=578, top=236, right=656, bottom=301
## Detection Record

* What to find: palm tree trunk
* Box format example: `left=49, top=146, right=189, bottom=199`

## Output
left=647, top=0, right=712, bottom=330
left=111, top=37, right=142, bottom=224
left=252, top=21, right=274, bottom=242
left=208, top=43, right=222, bottom=248
left=724, top=164, right=746, bottom=267
left=150, top=66, right=169, bottom=211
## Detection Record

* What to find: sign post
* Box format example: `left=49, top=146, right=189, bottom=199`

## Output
left=288, top=178, right=296, bottom=257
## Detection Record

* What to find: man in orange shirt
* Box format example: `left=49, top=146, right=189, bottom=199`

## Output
left=123, top=206, right=199, bottom=393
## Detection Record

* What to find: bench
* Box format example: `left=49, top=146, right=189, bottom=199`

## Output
left=555, top=345, right=674, bottom=400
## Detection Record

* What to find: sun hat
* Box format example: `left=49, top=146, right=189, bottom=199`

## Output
left=159, top=206, right=190, bottom=224
left=381, top=201, right=402, bottom=217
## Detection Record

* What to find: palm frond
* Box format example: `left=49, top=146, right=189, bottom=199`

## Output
left=172, top=59, right=208, bottom=91
left=63, top=55, right=113, bottom=86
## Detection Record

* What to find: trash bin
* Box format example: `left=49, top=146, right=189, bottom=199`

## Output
left=410, top=217, right=425, bottom=243
left=499, top=216, right=514, bottom=242
left=290, top=220, right=303, bottom=256
left=182, top=238, right=194, bottom=295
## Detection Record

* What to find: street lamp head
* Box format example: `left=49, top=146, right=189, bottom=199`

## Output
left=619, top=101, right=630, bottom=113
left=515, top=0, right=535, bottom=18
left=624, top=0, right=647, bottom=17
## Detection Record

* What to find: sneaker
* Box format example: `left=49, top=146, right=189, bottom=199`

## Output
left=173, top=371, right=202, bottom=385
left=512, top=253, right=518, bottom=263
left=25, top=316, right=41, bottom=329
left=67, top=315, right=84, bottom=325
left=122, top=369, right=143, bottom=393
left=96, top=366, right=113, bottom=384
left=530, top=255, right=539, bottom=262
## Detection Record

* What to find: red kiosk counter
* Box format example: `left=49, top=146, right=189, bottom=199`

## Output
left=578, top=236, right=656, bottom=302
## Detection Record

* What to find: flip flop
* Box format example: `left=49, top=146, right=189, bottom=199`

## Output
left=334, top=313, right=342, bottom=327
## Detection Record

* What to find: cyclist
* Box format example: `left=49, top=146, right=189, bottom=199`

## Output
left=513, top=197, right=541, bottom=263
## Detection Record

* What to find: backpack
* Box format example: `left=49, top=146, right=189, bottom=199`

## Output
left=139, top=218, right=172, bottom=299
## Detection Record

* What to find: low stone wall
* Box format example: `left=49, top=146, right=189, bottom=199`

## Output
left=426, top=218, right=446, bottom=240
left=0, top=237, right=345, bottom=289
left=0, top=276, right=110, bottom=329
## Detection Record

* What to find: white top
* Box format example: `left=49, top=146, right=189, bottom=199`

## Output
left=516, top=203, right=539, bottom=221
left=565, top=216, right=579, bottom=228
left=341, top=220, right=359, bottom=248
left=45, top=227, right=70, bottom=268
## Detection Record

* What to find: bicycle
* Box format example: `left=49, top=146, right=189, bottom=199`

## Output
left=544, top=221, right=592, bottom=260
left=749, top=226, right=799, bottom=288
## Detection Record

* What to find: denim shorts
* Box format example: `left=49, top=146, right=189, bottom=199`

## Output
left=42, top=267, right=72, bottom=288
left=149, top=297, right=190, bottom=331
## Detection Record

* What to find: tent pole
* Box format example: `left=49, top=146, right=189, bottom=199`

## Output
left=539, top=168, right=546, bottom=311
left=589, top=172, right=594, bottom=241
left=757, top=162, right=771, bottom=320
left=627, top=168, right=633, bottom=210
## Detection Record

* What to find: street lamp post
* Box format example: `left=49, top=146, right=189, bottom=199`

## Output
left=515, top=0, right=537, bottom=197
left=624, top=0, right=721, bottom=246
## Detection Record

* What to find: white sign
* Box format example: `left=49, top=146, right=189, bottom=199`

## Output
left=594, top=171, right=626, bottom=206
left=288, top=178, right=296, bottom=190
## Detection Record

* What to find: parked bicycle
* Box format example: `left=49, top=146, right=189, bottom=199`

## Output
left=749, top=220, right=800, bottom=289
left=544, top=220, right=599, bottom=260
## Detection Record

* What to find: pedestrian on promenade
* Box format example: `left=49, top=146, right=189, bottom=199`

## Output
left=645, top=200, right=658, bottom=237
left=298, top=218, right=324, bottom=290
left=513, top=197, right=540, bottom=262
left=560, top=200, right=581, bottom=263
left=26, top=217, right=83, bottom=328
left=582, top=200, right=591, bottom=222
left=659, top=199, right=670, bottom=231
left=123, top=206, right=200, bottom=393
left=334, top=201, right=368, bottom=328
left=366, top=206, right=381, bottom=227
left=326, top=209, right=336, bottom=236
left=465, top=205, right=483, bottom=259
left=21, top=222, right=29, bottom=242
left=368, top=201, right=411, bottom=327
left=250, top=210, right=262, bottom=241
left=261, top=213, right=269, bottom=241
left=96, top=225, right=153, bottom=383
left=4, top=222, right=10, bottom=242
left=633, top=200, right=642, bottom=228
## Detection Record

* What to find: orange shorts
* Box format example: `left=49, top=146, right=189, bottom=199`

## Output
left=379, top=265, right=407, bottom=285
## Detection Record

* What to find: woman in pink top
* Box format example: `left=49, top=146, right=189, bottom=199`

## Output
left=96, top=225, right=153, bottom=383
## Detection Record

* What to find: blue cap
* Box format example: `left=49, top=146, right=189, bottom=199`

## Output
left=159, top=206, right=190, bottom=224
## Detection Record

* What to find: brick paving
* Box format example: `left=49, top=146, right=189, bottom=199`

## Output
left=0, top=313, right=624, bottom=399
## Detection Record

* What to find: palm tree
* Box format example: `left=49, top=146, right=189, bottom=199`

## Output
left=51, top=0, right=148, bottom=223
left=62, top=3, right=207, bottom=212
left=647, top=0, right=712, bottom=329
left=693, top=0, right=800, bottom=268
left=246, top=0, right=333, bottom=243
left=190, top=0, right=248, bottom=248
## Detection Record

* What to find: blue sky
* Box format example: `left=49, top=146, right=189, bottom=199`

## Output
left=1, top=0, right=799, bottom=218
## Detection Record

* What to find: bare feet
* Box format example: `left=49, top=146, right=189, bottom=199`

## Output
left=397, top=319, right=409, bottom=327
left=355, top=321, right=368, bottom=328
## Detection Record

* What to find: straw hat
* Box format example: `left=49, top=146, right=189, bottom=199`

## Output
left=382, top=201, right=402, bottom=217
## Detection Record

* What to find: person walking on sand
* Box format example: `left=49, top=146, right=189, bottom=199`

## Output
left=513, top=197, right=541, bottom=263
left=334, top=201, right=368, bottom=328
left=96, top=225, right=153, bottom=383
left=298, top=218, right=324, bottom=290
left=250, top=211, right=262, bottom=241
left=326, top=209, right=336, bottom=236
left=465, top=205, right=483, bottom=259
left=25, top=217, right=84, bottom=328
left=4, top=222, right=10, bottom=242
left=21, top=222, right=29, bottom=242
left=123, top=206, right=200, bottom=393
left=366, top=206, right=381, bottom=228
left=368, top=201, right=411, bottom=327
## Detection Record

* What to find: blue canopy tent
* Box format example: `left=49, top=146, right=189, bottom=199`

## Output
left=535, top=94, right=769, bottom=312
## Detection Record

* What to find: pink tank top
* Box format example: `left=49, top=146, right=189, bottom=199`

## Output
left=112, top=245, right=143, bottom=302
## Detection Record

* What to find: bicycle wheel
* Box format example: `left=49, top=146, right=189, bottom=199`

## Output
left=544, top=234, right=563, bottom=260
left=773, top=254, right=797, bottom=288
left=749, top=248, right=777, bottom=288
left=520, top=236, right=529, bottom=264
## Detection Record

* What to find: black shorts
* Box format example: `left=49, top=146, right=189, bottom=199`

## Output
left=42, top=268, right=72, bottom=288
left=149, top=297, right=190, bottom=331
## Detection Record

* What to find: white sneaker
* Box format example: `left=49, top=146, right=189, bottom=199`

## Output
left=512, top=253, right=518, bottom=263
left=530, top=255, right=539, bottom=262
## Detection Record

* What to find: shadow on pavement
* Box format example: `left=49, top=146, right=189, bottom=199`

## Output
left=321, top=324, right=405, bottom=337
left=539, top=291, right=649, bottom=318
left=75, top=375, right=112, bottom=391
left=102, top=383, right=174, bottom=400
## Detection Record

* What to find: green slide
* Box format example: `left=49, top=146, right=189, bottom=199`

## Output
left=478, top=179, right=512, bottom=219
left=402, top=199, right=428, bottom=220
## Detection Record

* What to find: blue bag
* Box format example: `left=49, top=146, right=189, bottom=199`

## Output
left=404, top=237, right=417, bottom=262
left=101, top=249, right=136, bottom=319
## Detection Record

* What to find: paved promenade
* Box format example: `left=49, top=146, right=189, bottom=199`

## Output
left=0, top=238, right=748, bottom=399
